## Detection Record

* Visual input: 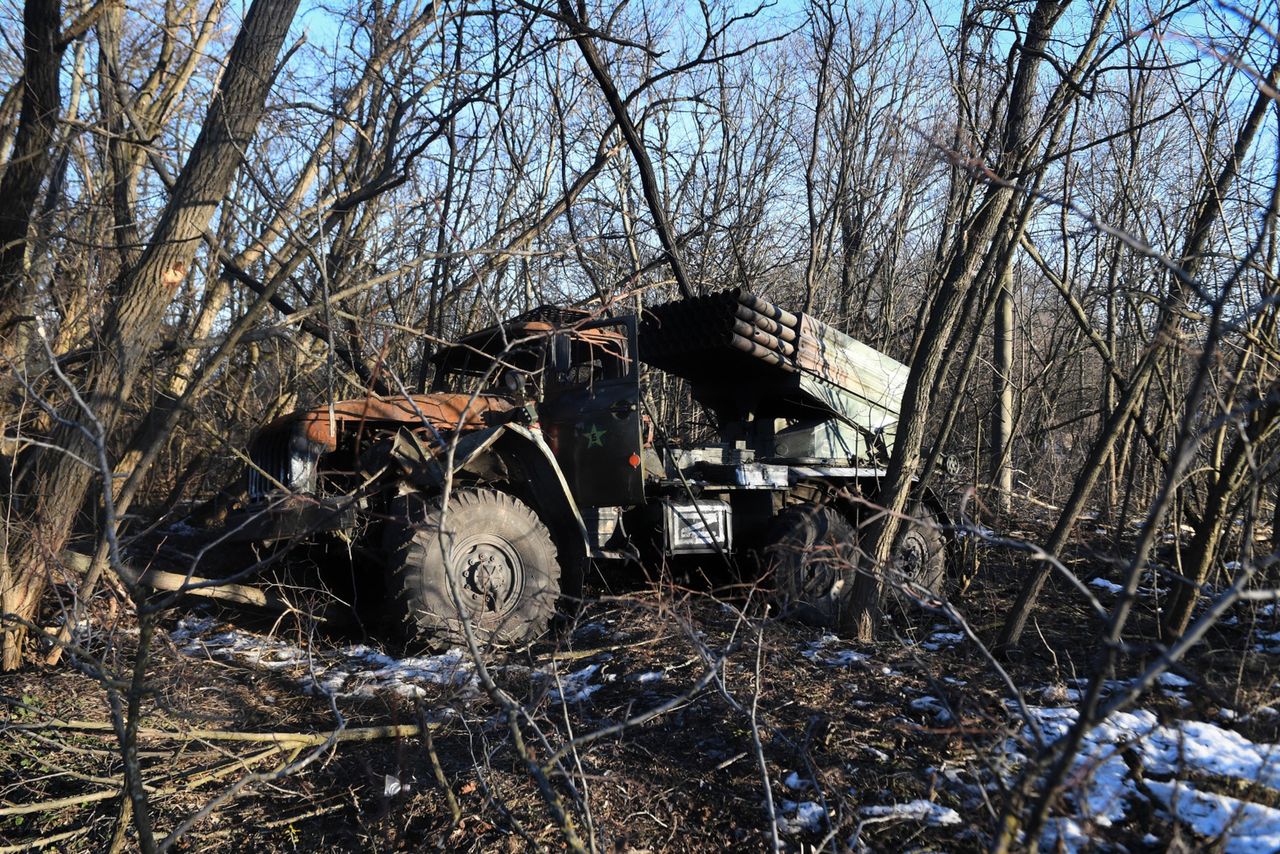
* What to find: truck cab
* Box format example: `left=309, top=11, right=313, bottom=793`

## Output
left=428, top=308, right=645, bottom=509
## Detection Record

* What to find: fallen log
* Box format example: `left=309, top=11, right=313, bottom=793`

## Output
left=61, top=551, right=307, bottom=614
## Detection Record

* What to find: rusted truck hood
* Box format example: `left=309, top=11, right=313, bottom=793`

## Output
left=263, top=392, right=515, bottom=452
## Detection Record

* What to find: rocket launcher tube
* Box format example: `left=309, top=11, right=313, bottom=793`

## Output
left=734, top=304, right=797, bottom=342
left=731, top=318, right=796, bottom=357
left=729, top=333, right=797, bottom=371
left=734, top=290, right=800, bottom=330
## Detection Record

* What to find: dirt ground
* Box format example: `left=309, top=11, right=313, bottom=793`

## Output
left=3, top=518, right=1279, bottom=852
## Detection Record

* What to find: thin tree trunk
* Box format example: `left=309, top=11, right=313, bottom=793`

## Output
left=846, top=0, right=1073, bottom=641
left=992, top=265, right=1016, bottom=513
left=558, top=0, right=694, bottom=300
left=0, top=0, right=62, bottom=333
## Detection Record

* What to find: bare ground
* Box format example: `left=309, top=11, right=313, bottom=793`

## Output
left=3, top=519, right=1280, bottom=852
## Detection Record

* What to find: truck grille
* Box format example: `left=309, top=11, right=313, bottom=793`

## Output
left=248, top=429, right=292, bottom=499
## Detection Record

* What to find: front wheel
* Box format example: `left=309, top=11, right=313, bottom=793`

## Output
left=383, top=488, right=560, bottom=647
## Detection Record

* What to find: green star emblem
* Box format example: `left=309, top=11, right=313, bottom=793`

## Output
left=584, top=424, right=606, bottom=448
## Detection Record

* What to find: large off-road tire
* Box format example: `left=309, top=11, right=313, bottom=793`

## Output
left=764, top=504, right=858, bottom=628
left=383, top=488, right=560, bottom=647
left=890, top=504, right=952, bottom=604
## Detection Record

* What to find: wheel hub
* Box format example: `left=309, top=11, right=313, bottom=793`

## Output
left=455, top=537, right=522, bottom=616
left=897, top=533, right=926, bottom=581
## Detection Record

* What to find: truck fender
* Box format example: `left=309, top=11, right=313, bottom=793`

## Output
left=388, top=424, right=507, bottom=490
left=493, top=424, right=589, bottom=601
left=386, top=422, right=589, bottom=601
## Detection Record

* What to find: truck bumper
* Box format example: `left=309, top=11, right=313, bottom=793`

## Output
left=220, top=496, right=357, bottom=543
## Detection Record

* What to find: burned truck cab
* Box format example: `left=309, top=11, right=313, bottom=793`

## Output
left=428, top=308, right=647, bottom=510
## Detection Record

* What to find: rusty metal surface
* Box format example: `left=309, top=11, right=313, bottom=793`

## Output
left=266, top=393, right=514, bottom=451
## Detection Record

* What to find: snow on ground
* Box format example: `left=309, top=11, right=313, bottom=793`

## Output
left=169, top=616, right=626, bottom=705
left=171, top=616, right=478, bottom=699
left=776, top=800, right=827, bottom=834
left=1039, top=817, right=1091, bottom=852
left=1006, top=703, right=1280, bottom=849
left=1146, top=780, right=1280, bottom=853
left=909, top=695, right=954, bottom=723
left=1089, top=577, right=1123, bottom=594
left=920, top=630, right=965, bottom=651
left=783, top=771, right=809, bottom=791
left=802, top=633, right=869, bottom=667
left=858, top=799, right=962, bottom=826
left=547, top=663, right=605, bottom=703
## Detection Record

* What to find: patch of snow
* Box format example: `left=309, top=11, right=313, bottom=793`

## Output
left=861, top=746, right=890, bottom=763
left=1009, top=704, right=1280, bottom=840
left=339, top=646, right=475, bottom=699
left=783, top=771, right=807, bottom=791
left=1040, top=817, right=1090, bottom=853
left=1147, top=780, right=1280, bottom=853
left=802, top=633, right=869, bottom=667
left=921, top=631, right=964, bottom=651
left=634, top=670, right=665, bottom=684
left=1089, top=577, right=1123, bottom=594
left=1158, top=672, right=1191, bottom=689
left=1029, top=706, right=1280, bottom=791
left=776, top=800, right=826, bottom=834
left=169, top=618, right=477, bottom=699
left=547, top=663, right=603, bottom=703
left=858, top=800, right=961, bottom=826
left=909, top=696, right=954, bottom=723
left=171, top=615, right=215, bottom=641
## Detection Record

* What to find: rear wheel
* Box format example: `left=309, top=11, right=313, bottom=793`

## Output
left=383, top=488, right=560, bottom=646
left=764, top=504, right=858, bottom=628
left=890, top=502, right=947, bottom=604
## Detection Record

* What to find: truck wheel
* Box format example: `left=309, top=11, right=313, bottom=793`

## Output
left=764, top=504, right=858, bottom=628
left=383, top=488, right=560, bottom=647
left=888, top=502, right=947, bottom=608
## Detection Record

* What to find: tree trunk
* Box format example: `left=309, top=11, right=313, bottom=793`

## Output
left=0, top=0, right=62, bottom=335
left=992, top=266, right=1015, bottom=513
left=558, top=0, right=694, bottom=300
left=845, top=0, right=1071, bottom=641
left=0, top=0, right=301, bottom=670
left=1161, top=424, right=1252, bottom=638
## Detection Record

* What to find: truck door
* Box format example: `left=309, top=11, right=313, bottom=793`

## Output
left=538, top=316, right=645, bottom=508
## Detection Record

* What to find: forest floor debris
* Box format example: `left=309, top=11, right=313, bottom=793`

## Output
left=3, top=528, right=1280, bottom=851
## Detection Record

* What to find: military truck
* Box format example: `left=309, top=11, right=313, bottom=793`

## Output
left=231, top=289, right=947, bottom=644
